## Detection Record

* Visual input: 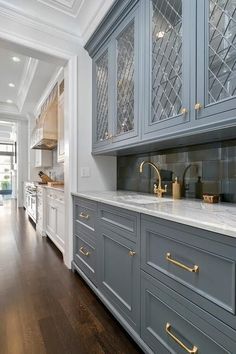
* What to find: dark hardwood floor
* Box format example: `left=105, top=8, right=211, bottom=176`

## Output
left=0, top=201, right=143, bottom=354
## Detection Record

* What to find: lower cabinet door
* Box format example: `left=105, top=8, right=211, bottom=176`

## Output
left=55, top=203, right=65, bottom=252
left=46, top=201, right=56, bottom=238
left=74, top=233, right=96, bottom=286
left=141, top=271, right=233, bottom=354
left=97, top=226, right=140, bottom=332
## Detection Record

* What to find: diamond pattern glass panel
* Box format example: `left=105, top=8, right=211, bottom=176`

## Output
left=116, top=20, right=135, bottom=135
left=152, top=0, right=183, bottom=122
left=208, top=0, right=236, bottom=104
left=96, top=50, right=109, bottom=142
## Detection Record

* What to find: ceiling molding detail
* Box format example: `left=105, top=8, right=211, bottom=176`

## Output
left=37, top=0, right=85, bottom=18
left=34, top=66, right=64, bottom=117
left=17, top=58, right=39, bottom=113
left=80, top=0, right=114, bottom=44
left=0, top=102, right=19, bottom=115
left=0, top=0, right=82, bottom=43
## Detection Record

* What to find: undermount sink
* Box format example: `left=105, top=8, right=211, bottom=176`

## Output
left=114, top=194, right=171, bottom=205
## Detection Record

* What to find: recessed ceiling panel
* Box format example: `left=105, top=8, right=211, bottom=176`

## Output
left=37, top=0, right=84, bottom=17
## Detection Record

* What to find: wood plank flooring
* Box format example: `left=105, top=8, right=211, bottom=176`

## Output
left=0, top=201, right=143, bottom=354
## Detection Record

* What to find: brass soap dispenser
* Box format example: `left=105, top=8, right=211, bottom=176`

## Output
left=172, top=177, right=181, bottom=200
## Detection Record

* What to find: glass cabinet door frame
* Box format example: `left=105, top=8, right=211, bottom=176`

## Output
left=143, top=0, right=192, bottom=138
left=110, top=6, right=140, bottom=144
left=92, top=43, right=113, bottom=149
left=196, top=0, right=236, bottom=122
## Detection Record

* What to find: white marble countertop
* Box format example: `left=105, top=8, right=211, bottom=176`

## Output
left=42, top=185, right=64, bottom=192
left=72, top=190, right=236, bottom=238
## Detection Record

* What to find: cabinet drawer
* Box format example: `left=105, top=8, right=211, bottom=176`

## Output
left=74, top=233, right=96, bottom=285
left=74, top=197, right=97, bottom=233
left=98, top=203, right=139, bottom=242
left=141, top=271, right=234, bottom=354
left=141, top=215, right=236, bottom=330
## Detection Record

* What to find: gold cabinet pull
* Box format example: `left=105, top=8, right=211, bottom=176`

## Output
left=79, top=246, right=90, bottom=257
left=181, top=108, right=188, bottom=115
left=194, top=103, right=202, bottom=111
left=166, top=253, right=199, bottom=273
left=79, top=212, right=89, bottom=220
left=166, top=323, right=198, bottom=354
left=128, top=250, right=136, bottom=257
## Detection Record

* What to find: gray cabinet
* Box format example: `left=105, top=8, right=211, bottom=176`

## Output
left=141, top=271, right=234, bottom=354
left=97, top=204, right=140, bottom=332
left=86, top=0, right=236, bottom=155
left=72, top=196, right=236, bottom=353
left=196, top=0, right=236, bottom=124
left=143, top=0, right=191, bottom=138
left=92, top=5, right=140, bottom=152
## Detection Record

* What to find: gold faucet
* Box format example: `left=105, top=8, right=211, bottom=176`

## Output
left=139, top=161, right=167, bottom=198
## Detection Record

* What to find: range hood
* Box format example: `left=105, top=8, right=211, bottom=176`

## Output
left=31, top=87, right=58, bottom=150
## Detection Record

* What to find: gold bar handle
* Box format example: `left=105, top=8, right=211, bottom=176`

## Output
left=166, top=253, right=199, bottom=273
left=79, top=246, right=90, bottom=257
left=128, top=250, right=136, bottom=256
left=79, top=212, right=89, bottom=220
left=166, top=323, right=198, bottom=354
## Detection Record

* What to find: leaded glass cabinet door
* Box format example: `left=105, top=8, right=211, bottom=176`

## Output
left=111, top=9, right=140, bottom=144
left=92, top=45, right=112, bottom=149
left=143, top=0, right=191, bottom=138
left=196, top=0, right=236, bottom=122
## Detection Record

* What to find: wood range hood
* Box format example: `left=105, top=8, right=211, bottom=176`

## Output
left=31, top=88, right=58, bottom=150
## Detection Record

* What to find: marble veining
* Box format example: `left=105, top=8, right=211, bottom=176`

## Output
left=72, top=190, right=236, bottom=238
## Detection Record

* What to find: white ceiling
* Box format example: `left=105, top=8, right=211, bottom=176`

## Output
left=0, top=0, right=115, bottom=41
left=0, top=45, right=59, bottom=118
left=0, top=47, right=27, bottom=104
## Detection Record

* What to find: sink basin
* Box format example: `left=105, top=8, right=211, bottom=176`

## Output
left=129, top=198, right=171, bottom=205
left=114, top=194, right=171, bottom=205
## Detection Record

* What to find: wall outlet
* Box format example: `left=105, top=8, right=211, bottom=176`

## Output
left=80, top=167, right=90, bottom=178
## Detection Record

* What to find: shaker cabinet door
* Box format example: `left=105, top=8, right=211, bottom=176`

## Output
left=143, top=0, right=191, bottom=139
left=196, top=0, right=236, bottom=124
left=97, top=226, right=140, bottom=332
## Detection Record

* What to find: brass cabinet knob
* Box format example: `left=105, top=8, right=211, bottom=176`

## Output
left=79, top=246, right=90, bottom=257
left=128, top=250, right=136, bottom=256
left=181, top=108, right=188, bottom=115
left=194, top=103, right=202, bottom=111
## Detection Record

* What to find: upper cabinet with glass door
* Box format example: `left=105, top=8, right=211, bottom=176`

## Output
left=93, top=45, right=111, bottom=149
left=90, top=1, right=140, bottom=153
left=111, top=11, right=139, bottom=145
left=196, top=0, right=236, bottom=124
left=143, top=0, right=191, bottom=139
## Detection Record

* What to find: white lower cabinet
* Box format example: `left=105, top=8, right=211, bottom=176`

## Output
left=45, top=189, right=65, bottom=253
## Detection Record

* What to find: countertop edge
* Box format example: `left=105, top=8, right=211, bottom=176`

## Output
left=72, top=192, right=236, bottom=239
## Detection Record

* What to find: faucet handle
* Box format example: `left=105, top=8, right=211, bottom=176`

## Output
left=153, top=183, right=158, bottom=194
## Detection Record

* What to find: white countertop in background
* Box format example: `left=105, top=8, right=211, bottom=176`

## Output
left=72, top=190, right=236, bottom=238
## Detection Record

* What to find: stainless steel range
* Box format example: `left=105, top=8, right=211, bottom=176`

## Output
left=24, top=182, right=37, bottom=223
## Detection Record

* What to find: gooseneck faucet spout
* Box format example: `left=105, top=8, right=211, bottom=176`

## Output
left=139, top=160, right=167, bottom=198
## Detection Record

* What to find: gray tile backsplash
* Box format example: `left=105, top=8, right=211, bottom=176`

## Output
left=117, top=140, right=236, bottom=203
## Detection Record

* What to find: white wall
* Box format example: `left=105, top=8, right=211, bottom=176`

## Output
left=17, top=119, right=28, bottom=207
left=77, top=48, right=117, bottom=192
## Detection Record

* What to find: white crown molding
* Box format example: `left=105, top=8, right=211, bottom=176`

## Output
left=17, top=58, right=39, bottom=113
left=0, top=0, right=82, bottom=43
left=0, top=102, right=19, bottom=115
left=79, top=0, right=114, bottom=44
left=37, top=0, right=85, bottom=18
left=33, top=66, right=64, bottom=117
